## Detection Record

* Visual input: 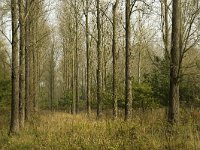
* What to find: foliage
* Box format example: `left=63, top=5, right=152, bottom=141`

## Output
left=59, top=90, right=72, bottom=110
left=144, top=56, right=200, bottom=107
left=180, top=76, right=200, bottom=107
left=0, top=80, right=11, bottom=109
left=144, top=57, right=170, bottom=106
left=133, top=82, right=160, bottom=110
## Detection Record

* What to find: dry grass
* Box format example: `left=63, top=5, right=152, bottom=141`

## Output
left=0, top=109, right=200, bottom=150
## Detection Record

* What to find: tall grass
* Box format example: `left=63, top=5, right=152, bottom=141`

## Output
left=0, top=109, right=200, bottom=150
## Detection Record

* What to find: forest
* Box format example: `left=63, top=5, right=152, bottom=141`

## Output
left=0, top=0, right=200, bottom=149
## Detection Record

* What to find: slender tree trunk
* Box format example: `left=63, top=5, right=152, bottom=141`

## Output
left=10, top=0, right=19, bottom=133
left=25, top=0, right=30, bottom=121
left=101, top=23, right=105, bottom=92
left=29, top=0, right=37, bottom=113
left=36, top=43, right=40, bottom=111
left=75, top=2, right=79, bottom=114
left=63, top=40, right=66, bottom=89
left=28, top=5, right=33, bottom=113
left=112, top=0, right=119, bottom=119
left=67, top=56, right=70, bottom=90
left=67, top=9, right=76, bottom=114
left=71, top=36, right=76, bottom=115
left=168, top=0, right=181, bottom=124
left=66, top=49, right=69, bottom=91
left=82, top=68, right=84, bottom=99
left=137, top=51, right=141, bottom=84
left=33, top=46, right=36, bottom=111
left=85, top=0, right=91, bottom=116
left=50, top=45, right=55, bottom=111
left=18, top=0, right=25, bottom=128
left=103, top=57, right=107, bottom=91
left=125, top=0, right=133, bottom=121
left=63, top=40, right=67, bottom=108
left=34, top=20, right=39, bottom=112
left=96, top=0, right=102, bottom=119
left=29, top=32, right=33, bottom=112
left=3, top=63, right=6, bottom=79
left=137, top=12, right=142, bottom=85
left=32, top=13, right=38, bottom=112
left=32, top=23, right=36, bottom=112
left=164, top=0, right=169, bottom=59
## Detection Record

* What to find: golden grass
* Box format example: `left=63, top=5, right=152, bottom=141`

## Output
left=0, top=109, right=200, bottom=150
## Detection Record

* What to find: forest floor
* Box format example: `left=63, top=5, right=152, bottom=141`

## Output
left=0, top=109, right=200, bottom=150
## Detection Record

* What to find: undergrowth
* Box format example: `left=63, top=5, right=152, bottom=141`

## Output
left=0, top=109, right=199, bottom=150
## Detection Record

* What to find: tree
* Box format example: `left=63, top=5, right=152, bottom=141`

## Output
left=112, top=0, right=119, bottom=119
left=125, top=0, right=133, bottom=121
left=25, top=0, right=31, bottom=121
left=82, top=0, right=91, bottom=115
left=96, top=0, right=102, bottom=118
left=49, top=42, right=55, bottom=111
left=10, top=0, right=19, bottom=133
left=168, top=0, right=181, bottom=124
left=160, top=0, right=170, bottom=60
left=86, top=0, right=91, bottom=116
left=74, top=0, right=79, bottom=114
left=18, top=0, right=25, bottom=128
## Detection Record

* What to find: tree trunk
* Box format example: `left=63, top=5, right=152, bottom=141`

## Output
left=164, top=0, right=169, bottom=59
left=25, top=0, right=30, bottom=121
left=96, top=0, right=102, bottom=119
left=10, top=0, right=19, bottom=133
left=63, top=40, right=67, bottom=109
left=85, top=0, right=91, bottom=115
left=32, top=18, right=37, bottom=112
left=75, top=2, right=79, bottom=114
left=137, top=12, right=142, bottom=85
left=34, top=19, right=39, bottom=112
left=137, top=51, right=141, bottom=84
left=29, top=30, right=33, bottom=112
left=168, top=0, right=181, bottom=124
left=125, top=0, right=133, bottom=121
left=72, top=46, right=76, bottom=114
left=18, top=0, right=25, bottom=128
left=112, top=0, right=119, bottom=119
left=50, top=45, right=55, bottom=111
left=36, top=41, right=40, bottom=111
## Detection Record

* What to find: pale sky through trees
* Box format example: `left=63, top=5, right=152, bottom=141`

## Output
left=0, top=0, right=166, bottom=57
left=45, top=0, right=58, bottom=25
left=44, top=0, right=164, bottom=56
left=0, top=0, right=199, bottom=68
left=1, top=0, right=195, bottom=75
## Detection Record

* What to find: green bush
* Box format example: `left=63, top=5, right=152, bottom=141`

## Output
left=133, top=82, right=160, bottom=110
left=0, top=80, right=11, bottom=109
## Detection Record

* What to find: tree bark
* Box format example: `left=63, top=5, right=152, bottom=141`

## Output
left=50, top=44, right=55, bottom=111
left=85, top=0, right=91, bottom=115
left=168, top=0, right=181, bottom=124
left=137, top=12, right=142, bottom=85
left=75, top=1, right=79, bottom=114
left=125, top=0, right=133, bottom=121
left=25, top=0, right=30, bottom=121
left=164, top=0, right=169, bottom=59
left=112, top=0, right=119, bottom=119
left=32, top=17, right=37, bottom=112
left=72, top=52, right=76, bottom=114
left=34, top=18, right=39, bottom=112
left=96, top=0, right=102, bottom=119
left=10, top=0, right=19, bottom=133
left=18, top=0, right=25, bottom=128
